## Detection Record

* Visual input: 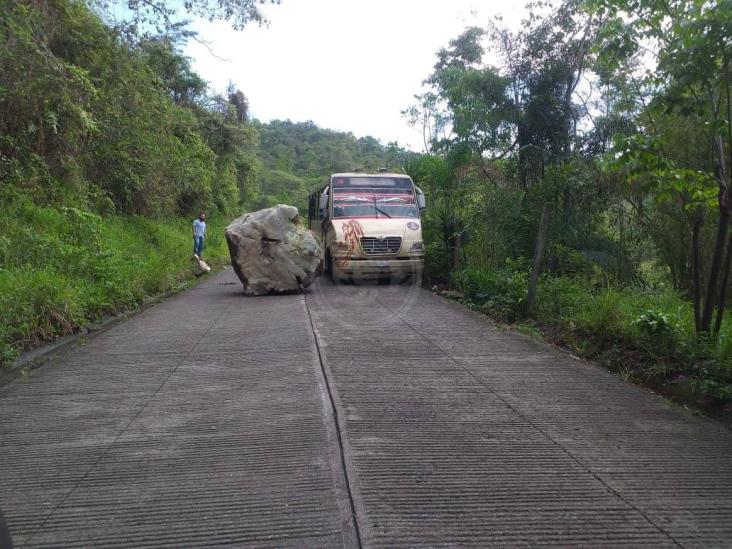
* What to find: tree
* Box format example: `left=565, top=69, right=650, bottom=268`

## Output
left=501, top=1, right=600, bottom=312
left=0, top=0, right=266, bottom=217
left=141, top=37, right=207, bottom=104
left=402, top=91, right=453, bottom=153
left=95, top=0, right=281, bottom=34
left=228, top=83, right=249, bottom=124
left=405, top=28, right=513, bottom=157
left=590, top=0, right=732, bottom=335
left=407, top=1, right=602, bottom=313
left=405, top=148, right=477, bottom=274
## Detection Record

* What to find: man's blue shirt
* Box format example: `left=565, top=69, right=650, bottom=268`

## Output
left=193, top=219, right=206, bottom=238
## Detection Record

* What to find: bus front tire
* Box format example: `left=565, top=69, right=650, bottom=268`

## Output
left=326, top=250, right=340, bottom=285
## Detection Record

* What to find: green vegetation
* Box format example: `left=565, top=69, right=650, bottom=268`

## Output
left=0, top=0, right=401, bottom=367
left=453, top=267, right=732, bottom=403
left=3, top=0, right=730, bottom=417
left=406, top=0, right=732, bottom=414
left=256, top=120, right=408, bottom=177
left=0, top=193, right=230, bottom=365
left=254, top=120, right=412, bottom=211
left=0, top=0, right=258, bottom=367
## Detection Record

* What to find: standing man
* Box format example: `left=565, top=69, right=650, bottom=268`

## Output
left=192, top=211, right=206, bottom=259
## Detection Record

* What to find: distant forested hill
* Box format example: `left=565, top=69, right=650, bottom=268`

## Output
left=255, top=119, right=412, bottom=177
left=252, top=120, right=415, bottom=211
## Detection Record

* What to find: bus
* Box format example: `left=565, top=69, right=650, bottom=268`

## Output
left=308, top=172, right=426, bottom=283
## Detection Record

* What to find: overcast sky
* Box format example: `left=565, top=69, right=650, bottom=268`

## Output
left=185, top=0, right=528, bottom=151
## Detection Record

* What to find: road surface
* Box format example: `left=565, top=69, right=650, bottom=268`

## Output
left=1, top=269, right=731, bottom=547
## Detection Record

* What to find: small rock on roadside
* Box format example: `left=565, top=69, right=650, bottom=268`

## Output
left=192, top=255, right=211, bottom=276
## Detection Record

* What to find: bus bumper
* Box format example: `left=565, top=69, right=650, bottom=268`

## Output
left=334, top=257, right=424, bottom=279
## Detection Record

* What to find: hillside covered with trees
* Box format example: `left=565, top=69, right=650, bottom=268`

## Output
left=0, top=0, right=401, bottom=366
left=253, top=119, right=411, bottom=211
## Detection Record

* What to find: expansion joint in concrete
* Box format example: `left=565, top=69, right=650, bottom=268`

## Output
left=304, top=296, right=363, bottom=549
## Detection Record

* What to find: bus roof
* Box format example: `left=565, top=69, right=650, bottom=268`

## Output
left=309, top=173, right=414, bottom=198
left=330, top=172, right=410, bottom=179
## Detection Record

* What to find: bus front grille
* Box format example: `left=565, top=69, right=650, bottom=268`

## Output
left=360, top=237, right=402, bottom=255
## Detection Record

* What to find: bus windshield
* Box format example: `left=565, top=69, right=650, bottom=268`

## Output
left=332, top=187, right=418, bottom=219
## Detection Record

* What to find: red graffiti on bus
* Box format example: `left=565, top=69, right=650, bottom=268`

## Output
left=336, top=219, right=364, bottom=268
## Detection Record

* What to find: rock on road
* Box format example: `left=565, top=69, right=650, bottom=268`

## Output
left=1, top=269, right=731, bottom=547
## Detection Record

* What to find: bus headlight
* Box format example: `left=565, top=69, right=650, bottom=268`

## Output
left=333, top=241, right=351, bottom=256
left=409, top=242, right=424, bottom=255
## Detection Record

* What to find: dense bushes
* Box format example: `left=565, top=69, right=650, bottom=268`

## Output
left=410, top=144, right=731, bottom=409
left=0, top=194, right=230, bottom=367
left=453, top=264, right=528, bottom=322
left=451, top=264, right=732, bottom=404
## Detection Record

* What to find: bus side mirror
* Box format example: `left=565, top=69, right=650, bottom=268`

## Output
left=416, top=187, right=426, bottom=210
left=319, top=192, right=329, bottom=211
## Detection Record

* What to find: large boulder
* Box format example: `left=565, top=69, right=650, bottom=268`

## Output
left=225, top=205, right=322, bottom=295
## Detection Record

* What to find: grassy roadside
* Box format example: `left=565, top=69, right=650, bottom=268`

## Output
left=440, top=265, right=732, bottom=424
left=0, top=195, right=233, bottom=368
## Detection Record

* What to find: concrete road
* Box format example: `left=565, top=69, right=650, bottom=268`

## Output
left=1, top=269, right=731, bottom=547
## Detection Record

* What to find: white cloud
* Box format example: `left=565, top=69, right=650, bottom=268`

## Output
left=185, top=0, right=528, bottom=151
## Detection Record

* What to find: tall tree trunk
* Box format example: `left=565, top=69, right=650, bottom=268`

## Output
left=700, top=195, right=730, bottom=333
left=717, top=67, right=732, bottom=334
left=525, top=202, right=551, bottom=316
left=713, top=228, right=732, bottom=334
left=692, top=213, right=703, bottom=333
left=451, top=233, right=462, bottom=271
left=445, top=234, right=453, bottom=272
